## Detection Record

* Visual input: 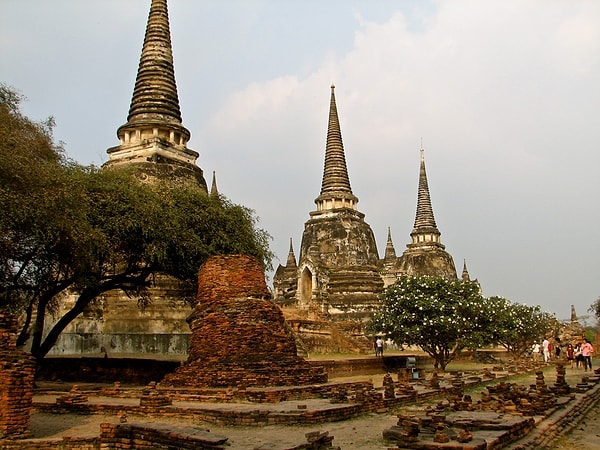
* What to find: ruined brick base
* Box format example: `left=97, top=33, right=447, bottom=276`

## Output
left=161, top=255, right=327, bottom=388
left=162, top=359, right=327, bottom=388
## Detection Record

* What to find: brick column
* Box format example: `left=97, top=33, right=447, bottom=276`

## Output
left=0, top=313, right=36, bottom=438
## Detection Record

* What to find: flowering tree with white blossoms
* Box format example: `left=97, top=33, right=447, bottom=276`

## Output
left=487, top=296, right=556, bottom=359
left=367, top=276, right=493, bottom=371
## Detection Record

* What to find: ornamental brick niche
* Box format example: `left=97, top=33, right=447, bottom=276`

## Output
left=0, top=313, right=35, bottom=438
left=161, top=254, right=327, bottom=388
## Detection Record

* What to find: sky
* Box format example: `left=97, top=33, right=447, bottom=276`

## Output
left=1, top=0, right=599, bottom=322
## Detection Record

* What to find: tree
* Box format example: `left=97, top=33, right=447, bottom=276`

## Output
left=0, top=85, right=273, bottom=361
left=1, top=83, right=81, bottom=329
left=588, top=297, right=600, bottom=323
left=367, top=275, right=492, bottom=371
left=487, top=296, right=556, bottom=359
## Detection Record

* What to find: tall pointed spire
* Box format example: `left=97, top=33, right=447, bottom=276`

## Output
left=286, top=238, right=297, bottom=268
left=396, top=146, right=456, bottom=280
left=462, top=259, right=470, bottom=281
left=320, top=84, right=352, bottom=195
left=105, top=0, right=207, bottom=190
left=125, top=0, right=184, bottom=128
left=384, top=227, right=397, bottom=260
left=571, top=305, right=579, bottom=323
left=210, top=171, right=219, bottom=197
left=313, top=85, right=358, bottom=213
left=410, top=147, right=441, bottom=244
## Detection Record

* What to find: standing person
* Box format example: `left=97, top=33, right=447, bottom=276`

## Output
left=376, top=337, right=384, bottom=357
left=566, top=344, right=575, bottom=368
left=581, top=338, right=594, bottom=371
left=373, top=339, right=379, bottom=357
left=532, top=342, right=541, bottom=361
left=575, top=344, right=584, bottom=368
left=542, top=338, right=550, bottom=363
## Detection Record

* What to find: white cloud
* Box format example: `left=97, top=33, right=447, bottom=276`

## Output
left=198, top=0, right=600, bottom=318
left=1, top=0, right=598, bottom=319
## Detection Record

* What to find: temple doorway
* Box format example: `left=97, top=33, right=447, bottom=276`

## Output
left=298, top=267, right=313, bottom=307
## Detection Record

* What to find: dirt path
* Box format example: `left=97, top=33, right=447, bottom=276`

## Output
left=29, top=411, right=399, bottom=449
left=553, top=396, right=600, bottom=450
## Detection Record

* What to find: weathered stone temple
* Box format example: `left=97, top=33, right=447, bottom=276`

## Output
left=273, top=90, right=467, bottom=352
left=47, top=0, right=201, bottom=356
left=277, top=85, right=384, bottom=321
left=43, top=0, right=472, bottom=358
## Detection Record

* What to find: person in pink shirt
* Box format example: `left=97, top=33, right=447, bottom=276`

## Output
left=581, top=338, right=594, bottom=371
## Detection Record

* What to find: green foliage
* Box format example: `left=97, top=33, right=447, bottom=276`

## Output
left=367, top=275, right=491, bottom=370
left=0, top=85, right=273, bottom=359
left=486, top=296, right=556, bottom=358
left=588, top=297, right=600, bottom=323
left=149, top=180, right=273, bottom=281
left=0, top=84, right=75, bottom=313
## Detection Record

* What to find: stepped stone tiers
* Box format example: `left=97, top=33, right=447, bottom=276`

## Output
left=0, top=313, right=35, bottom=438
left=273, top=85, right=383, bottom=324
left=161, top=254, right=327, bottom=387
left=380, top=148, right=458, bottom=285
left=103, top=0, right=207, bottom=189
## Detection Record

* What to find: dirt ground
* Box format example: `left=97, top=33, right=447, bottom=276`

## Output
left=29, top=411, right=399, bottom=449
left=29, top=372, right=399, bottom=449
left=27, top=360, right=600, bottom=449
left=553, top=393, right=600, bottom=450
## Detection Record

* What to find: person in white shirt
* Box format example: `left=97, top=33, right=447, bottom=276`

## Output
left=542, top=338, right=550, bottom=362
left=531, top=342, right=541, bottom=361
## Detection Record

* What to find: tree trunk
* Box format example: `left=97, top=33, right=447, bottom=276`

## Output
left=29, top=280, right=73, bottom=356
left=34, top=287, right=100, bottom=361
left=30, top=295, right=49, bottom=357
left=33, top=270, right=153, bottom=362
left=16, top=298, right=34, bottom=347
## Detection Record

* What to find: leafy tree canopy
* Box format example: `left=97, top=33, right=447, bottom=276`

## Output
left=0, top=84, right=273, bottom=360
left=486, top=296, right=556, bottom=359
left=589, top=297, right=600, bottom=323
left=367, top=275, right=491, bottom=370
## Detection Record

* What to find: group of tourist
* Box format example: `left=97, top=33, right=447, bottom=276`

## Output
left=531, top=338, right=594, bottom=371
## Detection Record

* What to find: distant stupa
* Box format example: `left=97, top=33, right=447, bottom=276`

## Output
left=381, top=148, right=458, bottom=283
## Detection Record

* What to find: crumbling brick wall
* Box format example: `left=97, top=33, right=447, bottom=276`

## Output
left=0, top=313, right=36, bottom=438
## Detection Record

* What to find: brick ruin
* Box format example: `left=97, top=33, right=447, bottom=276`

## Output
left=161, top=254, right=327, bottom=387
left=0, top=313, right=35, bottom=438
left=5, top=352, right=600, bottom=449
